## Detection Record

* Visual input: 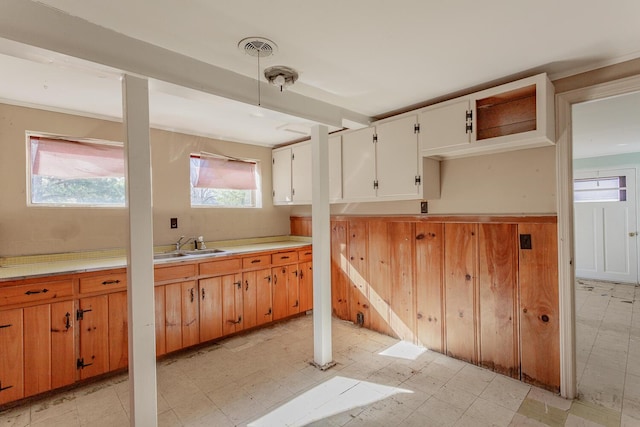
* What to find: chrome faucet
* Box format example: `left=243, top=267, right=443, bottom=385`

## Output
left=175, top=236, right=195, bottom=251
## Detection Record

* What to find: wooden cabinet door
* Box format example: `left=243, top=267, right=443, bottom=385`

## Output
left=444, top=223, right=478, bottom=364
left=348, top=220, right=370, bottom=327
left=342, top=127, right=376, bottom=201
left=199, top=277, right=223, bottom=342
left=272, top=147, right=292, bottom=204
left=154, top=286, right=166, bottom=356
left=51, top=300, right=76, bottom=389
left=368, top=221, right=393, bottom=336
left=108, top=291, right=128, bottom=371
left=299, top=261, right=313, bottom=313
left=389, top=222, right=415, bottom=341
left=376, top=116, right=420, bottom=198
left=242, top=271, right=258, bottom=329
left=291, top=142, right=312, bottom=204
left=181, top=281, right=199, bottom=348
left=418, top=99, right=471, bottom=152
left=415, top=222, right=444, bottom=352
left=330, top=221, right=349, bottom=319
left=78, top=295, right=109, bottom=379
left=0, top=309, right=23, bottom=404
left=256, top=270, right=273, bottom=325
left=519, top=223, right=560, bottom=392
left=272, top=266, right=289, bottom=320
left=164, top=283, right=182, bottom=353
left=478, top=224, right=519, bottom=378
left=23, top=304, right=51, bottom=397
left=287, top=267, right=300, bottom=316
left=222, top=274, right=243, bottom=335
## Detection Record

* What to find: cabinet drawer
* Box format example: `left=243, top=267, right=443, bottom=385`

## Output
left=154, top=264, right=197, bottom=282
left=79, top=272, right=127, bottom=294
left=199, top=258, right=242, bottom=276
left=242, top=254, right=271, bottom=269
left=298, top=248, right=313, bottom=262
left=271, top=251, right=298, bottom=265
left=0, top=279, right=73, bottom=307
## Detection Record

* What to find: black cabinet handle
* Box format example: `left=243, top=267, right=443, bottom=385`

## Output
left=0, top=324, right=12, bottom=329
left=273, top=274, right=277, bottom=285
left=25, top=288, right=49, bottom=295
left=251, top=259, right=261, bottom=264
left=265, top=308, right=272, bottom=316
left=245, top=280, right=249, bottom=291
left=264, top=275, right=271, bottom=283
left=281, top=256, right=290, bottom=259
left=201, top=288, right=205, bottom=300
left=190, top=288, right=194, bottom=303
left=234, top=281, right=242, bottom=289
left=293, top=300, right=299, bottom=308
left=0, top=381, right=14, bottom=392
left=102, top=280, right=121, bottom=285
left=65, top=312, right=71, bottom=330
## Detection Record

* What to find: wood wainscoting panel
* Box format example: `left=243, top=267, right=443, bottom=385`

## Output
left=444, top=223, right=478, bottom=364
left=347, top=220, right=370, bottom=328
left=368, top=221, right=394, bottom=337
left=478, top=223, right=519, bottom=378
left=388, top=222, right=415, bottom=341
left=415, top=222, right=444, bottom=352
left=519, top=222, right=560, bottom=392
left=330, top=221, right=350, bottom=319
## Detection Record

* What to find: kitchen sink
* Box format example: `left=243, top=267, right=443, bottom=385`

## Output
left=181, top=248, right=226, bottom=256
left=153, top=248, right=226, bottom=260
left=153, top=252, right=188, bottom=260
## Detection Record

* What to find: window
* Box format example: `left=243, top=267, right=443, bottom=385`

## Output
left=574, top=176, right=627, bottom=203
left=29, top=136, right=125, bottom=206
left=190, top=154, right=260, bottom=207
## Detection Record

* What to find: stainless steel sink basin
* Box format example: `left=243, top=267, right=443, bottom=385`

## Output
left=182, top=248, right=226, bottom=256
left=153, top=252, right=188, bottom=260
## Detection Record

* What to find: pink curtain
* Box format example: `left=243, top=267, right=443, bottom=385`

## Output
left=31, top=137, right=124, bottom=178
left=193, top=155, right=257, bottom=190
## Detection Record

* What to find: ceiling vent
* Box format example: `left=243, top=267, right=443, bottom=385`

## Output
left=238, top=37, right=277, bottom=58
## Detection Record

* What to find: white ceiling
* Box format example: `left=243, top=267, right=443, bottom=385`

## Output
left=1, top=0, right=640, bottom=148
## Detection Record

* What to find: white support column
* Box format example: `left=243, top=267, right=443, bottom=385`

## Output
left=311, top=125, right=334, bottom=369
left=122, top=74, right=158, bottom=426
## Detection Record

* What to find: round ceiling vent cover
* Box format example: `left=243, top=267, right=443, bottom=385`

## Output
left=238, top=37, right=277, bottom=57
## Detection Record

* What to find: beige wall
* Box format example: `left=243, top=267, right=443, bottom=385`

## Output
left=291, top=146, right=557, bottom=217
left=0, top=104, right=291, bottom=257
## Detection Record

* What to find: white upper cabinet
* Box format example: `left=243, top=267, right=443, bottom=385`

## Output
left=291, top=142, right=312, bottom=204
left=342, top=127, right=377, bottom=201
left=418, top=99, right=471, bottom=152
left=376, top=115, right=421, bottom=199
left=272, top=147, right=292, bottom=204
left=420, top=73, right=555, bottom=158
left=328, top=135, right=342, bottom=202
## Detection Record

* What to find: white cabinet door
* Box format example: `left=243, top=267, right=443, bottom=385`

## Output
left=291, top=143, right=312, bottom=204
left=272, top=148, right=292, bottom=204
left=342, top=127, right=376, bottom=201
left=376, top=115, right=419, bottom=198
left=328, top=136, right=342, bottom=202
left=419, top=99, right=470, bottom=153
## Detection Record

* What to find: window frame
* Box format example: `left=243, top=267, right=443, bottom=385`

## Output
left=573, top=175, right=627, bottom=203
left=26, top=133, right=126, bottom=208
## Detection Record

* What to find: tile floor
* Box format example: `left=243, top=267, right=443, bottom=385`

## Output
left=0, top=279, right=637, bottom=427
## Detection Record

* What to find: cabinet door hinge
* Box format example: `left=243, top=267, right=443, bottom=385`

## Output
left=373, top=180, right=379, bottom=190
left=272, top=190, right=275, bottom=197
left=77, top=358, right=93, bottom=370
left=466, top=110, right=473, bottom=134
left=414, top=123, right=420, bottom=134
left=76, top=308, right=92, bottom=321
left=272, top=158, right=275, bottom=165
left=292, top=153, right=295, bottom=160
left=372, top=134, right=378, bottom=143
left=415, top=175, right=421, bottom=185
left=292, top=188, right=295, bottom=196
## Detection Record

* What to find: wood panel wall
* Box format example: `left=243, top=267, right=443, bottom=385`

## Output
left=292, top=215, right=559, bottom=392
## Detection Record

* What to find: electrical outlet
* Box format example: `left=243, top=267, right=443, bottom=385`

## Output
left=170, top=218, right=178, bottom=229
left=420, top=201, right=428, bottom=214
left=520, top=234, right=532, bottom=250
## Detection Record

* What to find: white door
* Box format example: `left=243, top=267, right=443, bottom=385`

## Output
left=574, top=168, right=638, bottom=283
left=342, top=127, right=376, bottom=201
left=272, top=148, right=292, bottom=204
left=291, top=143, right=312, bottom=204
left=376, top=115, right=420, bottom=198
left=418, top=99, right=471, bottom=153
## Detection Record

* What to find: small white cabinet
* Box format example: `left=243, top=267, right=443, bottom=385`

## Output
left=272, top=143, right=312, bottom=205
left=342, top=127, right=376, bottom=201
left=272, top=148, right=292, bottom=204
left=420, top=73, right=555, bottom=158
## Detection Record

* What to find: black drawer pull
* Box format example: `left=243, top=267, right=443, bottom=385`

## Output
left=25, top=288, right=49, bottom=295
left=102, top=280, right=121, bottom=285
left=0, top=324, right=13, bottom=329
left=251, top=259, right=261, bottom=264
left=65, top=312, right=71, bottom=330
left=280, top=256, right=290, bottom=259
left=0, top=381, right=13, bottom=392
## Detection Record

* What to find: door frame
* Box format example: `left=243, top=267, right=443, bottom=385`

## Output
left=556, top=74, right=640, bottom=399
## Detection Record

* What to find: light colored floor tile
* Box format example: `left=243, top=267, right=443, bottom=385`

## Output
left=0, top=405, right=31, bottom=427
left=463, top=397, right=516, bottom=427
left=414, top=396, right=465, bottom=426
left=481, top=374, right=531, bottom=411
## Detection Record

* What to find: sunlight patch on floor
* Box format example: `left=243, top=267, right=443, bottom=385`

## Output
left=378, top=340, right=427, bottom=360
left=247, top=376, right=412, bottom=427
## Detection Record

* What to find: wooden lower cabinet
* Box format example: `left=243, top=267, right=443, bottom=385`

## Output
left=298, top=261, right=313, bottom=312
left=287, top=267, right=300, bottom=316
left=78, top=295, right=109, bottom=379
left=155, top=286, right=166, bottom=356
left=50, top=301, right=76, bottom=389
left=199, top=277, right=223, bottom=342
left=222, top=274, right=243, bottom=335
left=108, top=292, right=128, bottom=371
left=164, top=281, right=200, bottom=353
left=256, top=270, right=273, bottom=325
left=272, top=266, right=289, bottom=321
left=519, top=223, right=560, bottom=391
left=243, top=268, right=272, bottom=328
left=0, top=309, right=23, bottom=405
left=181, top=281, right=200, bottom=348
left=444, top=223, right=478, bottom=364
left=478, top=223, right=519, bottom=378
left=415, top=222, right=444, bottom=352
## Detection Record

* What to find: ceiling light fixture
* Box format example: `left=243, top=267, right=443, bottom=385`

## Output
left=264, top=66, right=299, bottom=92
